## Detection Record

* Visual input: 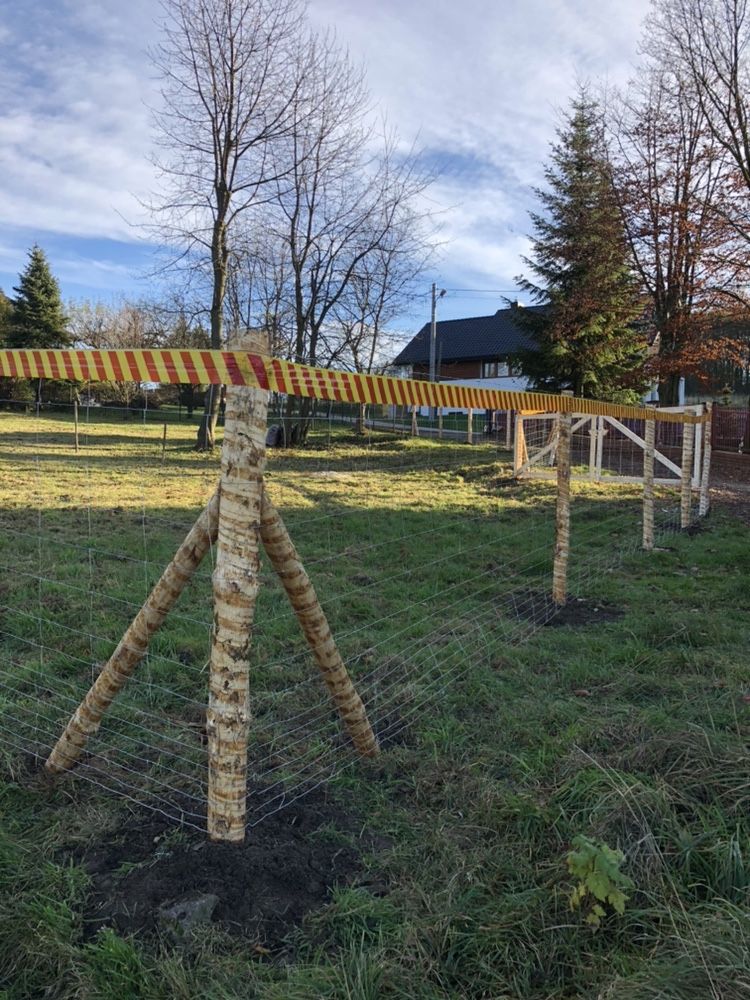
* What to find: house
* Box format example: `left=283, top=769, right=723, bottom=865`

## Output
left=392, top=304, right=541, bottom=414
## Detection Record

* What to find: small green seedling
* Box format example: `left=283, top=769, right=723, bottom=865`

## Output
left=566, top=835, right=633, bottom=928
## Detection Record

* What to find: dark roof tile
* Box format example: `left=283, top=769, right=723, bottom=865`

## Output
left=392, top=306, right=542, bottom=365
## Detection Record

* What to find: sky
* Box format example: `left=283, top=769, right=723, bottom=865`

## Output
left=0, top=0, right=652, bottom=332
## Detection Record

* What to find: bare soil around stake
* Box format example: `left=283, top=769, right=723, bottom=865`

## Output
left=502, top=588, right=625, bottom=628
left=70, top=787, right=370, bottom=949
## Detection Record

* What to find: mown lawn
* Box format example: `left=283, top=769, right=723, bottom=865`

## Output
left=0, top=408, right=748, bottom=999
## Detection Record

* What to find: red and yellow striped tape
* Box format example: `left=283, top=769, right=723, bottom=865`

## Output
left=0, top=348, right=706, bottom=425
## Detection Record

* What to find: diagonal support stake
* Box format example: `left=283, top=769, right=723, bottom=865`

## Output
left=44, top=491, right=220, bottom=774
left=260, top=489, right=379, bottom=758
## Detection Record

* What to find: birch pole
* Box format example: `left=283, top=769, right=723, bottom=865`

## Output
left=259, top=491, right=379, bottom=757
left=680, top=417, right=695, bottom=530
left=552, top=394, right=572, bottom=605
left=466, top=408, right=474, bottom=445
left=206, top=330, right=269, bottom=843
left=699, top=402, right=712, bottom=517
left=45, top=491, right=220, bottom=773
left=642, top=412, right=655, bottom=551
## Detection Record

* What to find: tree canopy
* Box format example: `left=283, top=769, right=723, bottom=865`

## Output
left=8, top=246, right=70, bottom=349
left=517, top=92, right=647, bottom=402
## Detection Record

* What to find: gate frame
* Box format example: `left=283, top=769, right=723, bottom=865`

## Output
left=514, top=404, right=704, bottom=488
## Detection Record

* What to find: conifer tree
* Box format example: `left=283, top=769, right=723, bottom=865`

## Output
left=0, top=290, right=11, bottom=344
left=9, top=246, right=70, bottom=349
left=517, top=91, right=647, bottom=402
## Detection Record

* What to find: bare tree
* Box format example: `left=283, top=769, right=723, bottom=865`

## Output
left=649, top=0, right=750, bottom=241
left=608, top=67, right=746, bottom=401
left=148, top=0, right=306, bottom=448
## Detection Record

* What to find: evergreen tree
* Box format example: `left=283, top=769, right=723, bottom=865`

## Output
left=9, top=246, right=70, bottom=348
left=0, top=290, right=11, bottom=344
left=517, top=91, right=647, bottom=402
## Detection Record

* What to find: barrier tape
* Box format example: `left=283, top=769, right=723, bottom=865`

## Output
left=0, top=348, right=706, bottom=425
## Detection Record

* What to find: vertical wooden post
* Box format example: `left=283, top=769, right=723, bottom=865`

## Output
left=74, top=400, right=79, bottom=454
left=466, top=408, right=473, bottom=445
left=699, top=402, right=712, bottom=517
left=643, top=411, right=655, bottom=551
left=513, top=414, right=527, bottom=476
left=680, top=416, right=695, bottom=529
left=505, top=410, right=512, bottom=450
left=438, top=409, right=443, bottom=440
left=161, top=422, right=167, bottom=459
left=594, top=416, right=604, bottom=482
left=588, top=416, right=596, bottom=480
left=411, top=405, right=419, bottom=436
left=207, top=330, right=269, bottom=843
left=552, top=393, right=572, bottom=606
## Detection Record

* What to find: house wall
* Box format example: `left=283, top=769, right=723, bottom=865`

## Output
left=412, top=361, right=482, bottom=380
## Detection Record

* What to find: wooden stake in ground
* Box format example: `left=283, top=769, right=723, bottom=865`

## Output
left=438, top=409, right=443, bottom=440
left=207, top=332, right=269, bottom=844
left=411, top=405, right=419, bottom=437
left=513, top=414, right=528, bottom=477
left=699, top=403, right=712, bottom=518
left=259, top=491, right=379, bottom=757
left=642, top=412, right=655, bottom=551
left=466, top=408, right=473, bottom=445
left=73, top=400, right=79, bottom=454
left=45, top=491, right=220, bottom=774
left=680, top=418, right=695, bottom=529
left=552, top=395, right=572, bottom=605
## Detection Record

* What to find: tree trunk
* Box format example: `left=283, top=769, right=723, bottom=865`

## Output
left=206, top=331, right=269, bottom=843
left=658, top=373, right=681, bottom=406
left=356, top=402, right=367, bottom=434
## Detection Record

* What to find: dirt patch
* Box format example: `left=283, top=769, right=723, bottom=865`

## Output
left=502, top=588, right=624, bottom=628
left=709, top=453, right=750, bottom=520
left=71, top=787, right=369, bottom=949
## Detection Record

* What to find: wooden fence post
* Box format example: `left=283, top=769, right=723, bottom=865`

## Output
left=411, top=405, right=419, bottom=437
left=74, top=400, right=79, bottom=454
left=699, top=402, right=712, bottom=517
left=513, top=413, right=527, bottom=476
left=162, top=422, right=167, bottom=458
left=552, top=393, right=573, bottom=605
left=466, top=408, right=474, bottom=445
left=680, top=416, right=695, bottom=529
left=588, top=416, right=596, bottom=480
left=206, top=330, right=269, bottom=843
left=643, top=410, right=655, bottom=551
left=259, top=491, right=379, bottom=757
left=45, top=491, right=220, bottom=774
left=438, top=409, right=443, bottom=440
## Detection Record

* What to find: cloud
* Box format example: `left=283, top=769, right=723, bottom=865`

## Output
left=0, top=0, right=653, bottom=308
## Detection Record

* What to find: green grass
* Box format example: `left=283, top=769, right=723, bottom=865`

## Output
left=0, top=408, right=748, bottom=999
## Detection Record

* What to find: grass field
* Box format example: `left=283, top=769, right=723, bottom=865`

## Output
left=0, top=408, right=748, bottom=999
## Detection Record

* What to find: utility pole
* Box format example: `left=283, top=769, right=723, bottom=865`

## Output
left=429, top=284, right=445, bottom=420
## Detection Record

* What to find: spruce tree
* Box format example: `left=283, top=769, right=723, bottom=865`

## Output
left=9, top=246, right=70, bottom=348
left=517, top=91, right=647, bottom=402
left=0, top=290, right=11, bottom=344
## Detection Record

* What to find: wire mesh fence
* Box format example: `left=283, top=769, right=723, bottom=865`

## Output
left=0, top=374, right=707, bottom=839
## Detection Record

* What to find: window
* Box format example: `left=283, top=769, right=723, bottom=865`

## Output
left=482, top=360, right=511, bottom=378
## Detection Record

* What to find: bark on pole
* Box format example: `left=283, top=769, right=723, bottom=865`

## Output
left=259, top=491, right=379, bottom=757
left=552, top=394, right=572, bottom=606
left=466, top=408, right=474, bottom=445
left=411, top=405, right=419, bottom=437
left=207, top=330, right=269, bottom=844
left=45, top=491, right=220, bottom=774
left=680, top=417, right=695, bottom=529
left=643, top=413, right=655, bottom=551
left=74, top=400, right=79, bottom=454
left=438, top=409, right=443, bottom=440
left=699, top=403, right=712, bottom=518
